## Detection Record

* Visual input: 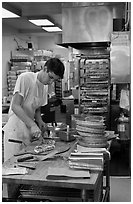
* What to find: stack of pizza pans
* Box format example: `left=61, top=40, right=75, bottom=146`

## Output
left=76, top=115, right=108, bottom=148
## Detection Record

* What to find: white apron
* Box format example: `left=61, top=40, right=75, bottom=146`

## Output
left=3, top=72, right=48, bottom=162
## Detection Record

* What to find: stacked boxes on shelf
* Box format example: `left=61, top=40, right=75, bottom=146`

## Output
left=33, top=50, right=53, bottom=59
left=33, top=50, right=53, bottom=72
left=10, top=51, right=32, bottom=71
left=7, top=51, right=32, bottom=101
left=7, top=70, right=30, bottom=101
left=7, top=71, right=18, bottom=100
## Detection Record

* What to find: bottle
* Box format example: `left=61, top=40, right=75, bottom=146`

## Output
left=117, top=113, right=129, bottom=140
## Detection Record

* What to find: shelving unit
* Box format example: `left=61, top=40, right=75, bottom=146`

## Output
left=33, top=50, right=53, bottom=72
left=78, top=46, right=111, bottom=129
left=7, top=49, right=54, bottom=100
left=55, top=79, right=62, bottom=99
left=7, top=51, right=33, bottom=101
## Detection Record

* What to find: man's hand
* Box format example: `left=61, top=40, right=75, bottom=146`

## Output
left=30, top=124, right=41, bottom=140
left=38, top=121, right=48, bottom=133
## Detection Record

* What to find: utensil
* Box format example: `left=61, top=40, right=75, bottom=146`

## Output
left=17, top=155, right=34, bottom=162
left=8, top=139, right=27, bottom=147
left=42, top=137, right=59, bottom=140
left=14, top=147, right=52, bottom=156
left=38, top=145, right=71, bottom=161
left=14, top=150, right=38, bottom=157
left=16, top=162, right=37, bottom=170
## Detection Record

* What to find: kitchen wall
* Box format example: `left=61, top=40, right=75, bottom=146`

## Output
left=38, top=35, right=69, bottom=92
left=2, top=24, right=69, bottom=98
left=2, top=23, right=39, bottom=97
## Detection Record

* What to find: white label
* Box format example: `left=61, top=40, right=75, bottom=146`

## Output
left=74, top=108, right=79, bottom=115
left=118, top=124, right=125, bottom=132
left=3, top=97, right=7, bottom=104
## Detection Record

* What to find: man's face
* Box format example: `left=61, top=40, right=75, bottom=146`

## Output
left=42, top=70, right=60, bottom=85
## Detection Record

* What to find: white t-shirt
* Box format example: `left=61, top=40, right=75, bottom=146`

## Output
left=9, top=71, right=48, bottom=120
left=3, top=71, right=49, bottom=161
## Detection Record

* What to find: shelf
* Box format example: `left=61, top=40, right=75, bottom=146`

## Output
left=78, top=52, right=111, bottom=129
left=10, top=59, right=29, bottom=62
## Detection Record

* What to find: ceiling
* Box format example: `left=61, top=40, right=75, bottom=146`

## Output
left=2, top=2, right=127, bottom=37
left=2, top=2, right=63, bottom=36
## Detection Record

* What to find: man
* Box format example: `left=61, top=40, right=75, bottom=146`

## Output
left=3, top=58, right=65, bottom=161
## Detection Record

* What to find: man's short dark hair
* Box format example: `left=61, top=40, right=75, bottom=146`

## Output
left=45, top=58, right=65, bottom=79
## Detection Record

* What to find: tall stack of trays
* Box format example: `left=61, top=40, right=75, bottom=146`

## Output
left=76, top=115, right=108, bottom=148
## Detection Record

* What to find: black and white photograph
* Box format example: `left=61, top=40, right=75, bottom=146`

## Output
left=2, top=1, right=131, bottom=202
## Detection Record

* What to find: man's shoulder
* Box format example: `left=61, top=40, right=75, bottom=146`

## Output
left=19, top=71, right=35, bottom=79
left=21, top=71, right=34, bottom=76
left=18, top=72, right=36, bottom=85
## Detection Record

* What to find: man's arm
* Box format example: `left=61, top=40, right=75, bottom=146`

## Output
left=35, top=107, right=47, bottom=133
left=12, top=92, right=41, bottom=136
left=35, top=107, right=42, bottom=125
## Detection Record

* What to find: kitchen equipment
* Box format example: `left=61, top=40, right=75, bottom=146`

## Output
left=75, top=115, right=108, bottom=148
left=17, top=155, right=34, bottom=162
left=77, top=47, right=111, bottom=129
left=17, top=164, right=36, bottom=170
left=54, top=123, right=67, bottom=131
left=14, top=149, right=42, bottom=157
left=8, top=139, right=27, bottom=147
left=57, top=129, right=77, bottom=142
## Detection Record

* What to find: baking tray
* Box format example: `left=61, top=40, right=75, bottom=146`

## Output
left=76, top=120, right=105, bottom=127
left=78, top=140, right=108, bottom=148
left=79, top=137, right=107, bottom=143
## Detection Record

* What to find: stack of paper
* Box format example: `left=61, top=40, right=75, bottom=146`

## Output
left=77, top=144, right=107, bottom=153
left=68, top=151, right=104, bottom=171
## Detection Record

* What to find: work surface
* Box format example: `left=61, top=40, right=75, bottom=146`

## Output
left=2, top=140, right=101, bottom=189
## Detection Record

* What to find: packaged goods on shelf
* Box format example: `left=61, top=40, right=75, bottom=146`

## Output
left=7, top=75, right=17, bottom=80
left=7, top=79, right=16, bottom=84
left=34, top=49, right=53, bottom=57
left=8, top=84, right=16, bottom=90
left=8, top=87, right=15, bottom=91
left=7, top=70, right=30, bottom=100
left=7, top=50, right=33, bottom=99
left=8, top=71, right=17, bottom=76
left=8, top=91, right=14, bottom=95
